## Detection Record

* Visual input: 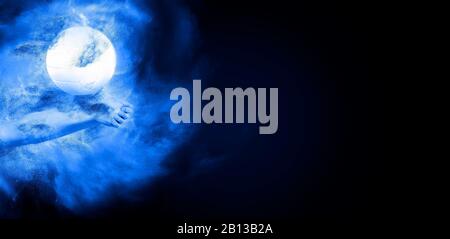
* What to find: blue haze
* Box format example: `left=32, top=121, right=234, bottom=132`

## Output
left=0, top=0, right=194, bottom=215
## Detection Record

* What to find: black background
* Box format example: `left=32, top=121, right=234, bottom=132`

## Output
left=1, top=0, right=383, bottom=236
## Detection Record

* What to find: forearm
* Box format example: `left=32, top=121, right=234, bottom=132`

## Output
left=36, top=117, right=99, bottom=143
left=0, top=110, right=100, bottom=147
left=1, top=104, right=132, bottom=149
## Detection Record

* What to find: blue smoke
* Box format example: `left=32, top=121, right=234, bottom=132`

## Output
left=0, top=0, right=195, bottom=215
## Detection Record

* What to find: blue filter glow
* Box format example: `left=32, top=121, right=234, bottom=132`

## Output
left=0, top=0, right=195, bottom=214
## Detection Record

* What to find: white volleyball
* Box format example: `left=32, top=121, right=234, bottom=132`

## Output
left=46, top=26, right=116, bottom=95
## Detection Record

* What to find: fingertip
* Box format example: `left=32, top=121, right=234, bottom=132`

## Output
left=118, top=112, right=128, bottom=119
left=114, top=116, right=124, bottom=124
left=121, top=104, right=133, bottom=110
left=122, top=107, right=133, bottom=114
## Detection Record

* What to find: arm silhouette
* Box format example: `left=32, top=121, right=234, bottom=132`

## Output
left=0, top=104, right=132, bottom=148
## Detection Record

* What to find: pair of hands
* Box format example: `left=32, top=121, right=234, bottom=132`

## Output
left=95, top=104, right=133, bottom=128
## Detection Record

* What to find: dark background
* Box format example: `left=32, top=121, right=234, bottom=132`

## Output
left=2, top=0, right=382, bottom=236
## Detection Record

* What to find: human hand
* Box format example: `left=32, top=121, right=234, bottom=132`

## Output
left=95, top=104, right=133, bottom=128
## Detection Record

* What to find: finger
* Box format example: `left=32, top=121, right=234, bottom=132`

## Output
left=111, top=119, right=120, bottom=128
left=122, top=107, right=133, bottom=114
left=118, top=111, right=129, bottom=120
left=121, top=105, right=133, bottom=114
left=114, top=115, right=124, bottom=124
